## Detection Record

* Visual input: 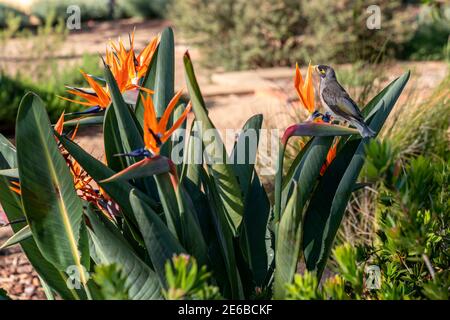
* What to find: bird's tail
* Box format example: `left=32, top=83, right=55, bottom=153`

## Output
left=353, top=120, right=376, bottom=138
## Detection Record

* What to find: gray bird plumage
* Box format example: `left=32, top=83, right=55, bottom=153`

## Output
left=316, top=65, right=375, bottom=138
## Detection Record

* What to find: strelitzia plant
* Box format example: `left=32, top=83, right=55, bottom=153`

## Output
left=0, top=27, right=410, bottom=300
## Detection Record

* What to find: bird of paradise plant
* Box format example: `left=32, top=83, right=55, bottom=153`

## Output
left=0, top=27, right=410, bottom=301
left=60, top=32, right=159, bottom=114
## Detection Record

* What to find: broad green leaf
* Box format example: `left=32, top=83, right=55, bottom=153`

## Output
left=39, top=276, right=56, bottom=300
left=0, top=147, right=82, bottom=299
left=103, top=107, right=128, bottom=173
left=153, top=27, right=175, bottom=118
left=0, top=133, right=16, bottom=168
left=274, top=137, right=332, bottom=298
left=103, top=62, right=144, bottom=160
left=86, top=205, right=162, bottom=300
left=172, top=103, right=188, bottom=175
left=175, top=184, right=209, bottom=266
left=153, top=27, right=175, bottom=157
left=0, top=178, right=83, bottom=300
left=239, top=172, right=270, bottom=288
left=184, top=53, right=244, bottom=236
left=233, top=114, right=271, bottom=287
left=202, top=170, right=244, bottom=299
left=273, top=184, right=304, bottom=299
left=231, top=114, right=263, bottom=199
left=64, top=116, right=104, bottom=128
left=282, top=123, right=359, bottom=144
left=154, top=172, right=181, bottom=239
left=281, top=138, right=313, bottom=190
left=16, top=93, right=86, bottom=283
left=281, top=137, right=334, bottom=212
left=303, top=71, right=410, bottom=279
left=0, top=224, right=31, bottom=249
left=130, top=189, right=185, bottom=284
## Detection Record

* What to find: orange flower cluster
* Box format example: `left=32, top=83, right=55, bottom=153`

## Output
left=61, top=31, right=159, bottom=110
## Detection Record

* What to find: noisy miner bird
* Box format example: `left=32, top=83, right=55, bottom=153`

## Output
left=315, top=65, right=375, bottom=138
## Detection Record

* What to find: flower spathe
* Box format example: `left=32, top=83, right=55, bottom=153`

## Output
left=294, top=62, right=315, bottom=114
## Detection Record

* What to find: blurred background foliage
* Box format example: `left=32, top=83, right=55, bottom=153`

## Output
left=171, top=0, right=449, bottom=70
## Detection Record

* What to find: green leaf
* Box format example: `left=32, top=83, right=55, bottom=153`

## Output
left=153, top=27, right=175, bottom=157
left=103, top=107, right=128, bottom=173
left=0, top=225, right=31, bottom=249
left=0, top=133, right=17, bottom=168
left=0, top=153, right=82, bottom=300
left=302, top=71, right=410, bottom=279
left=130, top=189, right=185, bottom=284
left=16, top=93, right=86, bottom=281
left=86, top=204, right=162, bottom=300
left=273, top=184, right=304, bottom=299
left=101, top=156, right=171, bottom=183
left=274, top=137, right=332, bottom=298
left=233, top=114, right=271, bottom=287
left=63, top=116, right=104, bottom=128
left=231, top=114, right=263, bottom=199
left=281, top=137, right=334, bottom=212
left=202, top=170, right=244, bottom=299
left=184, top=52, right=244, bottom=236
left=103, top=62, right=144, bottom=159
left=175, top=185, right=209, bottom=266
left=239, top=172, right=270, bottom=288
left=154, top=172, right=182, bottom=238
left=153, top=27, right=175, bottom=119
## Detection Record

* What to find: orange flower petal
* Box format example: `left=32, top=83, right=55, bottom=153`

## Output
left=158, top=89, right=183, bottom=133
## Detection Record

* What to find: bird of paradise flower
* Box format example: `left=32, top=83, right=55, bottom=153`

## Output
left=59, top=31, right=158, bottom=114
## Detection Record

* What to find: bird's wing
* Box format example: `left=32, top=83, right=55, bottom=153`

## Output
left=322, top=82, right=364, bottom=121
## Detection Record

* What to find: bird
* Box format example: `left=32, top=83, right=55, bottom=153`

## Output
left=315, top=65, right=376, bottom=138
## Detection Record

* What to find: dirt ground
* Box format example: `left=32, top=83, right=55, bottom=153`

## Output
left=0, top=18, right=448, bottom=299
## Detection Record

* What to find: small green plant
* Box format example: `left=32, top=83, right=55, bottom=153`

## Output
left=92, top=264, right=130, bottom=300
left=163, top=254, right=221, bottom=300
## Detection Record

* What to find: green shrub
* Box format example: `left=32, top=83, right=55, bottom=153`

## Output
left=31, top=0, right=119, bottom=22
left=118, top=0, right=170, bottom=18
left=0, top=54, right=101, bottom=132
left=171, top=0, right=408, bottom=70
left=400, top=4, right=450, bottom=61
